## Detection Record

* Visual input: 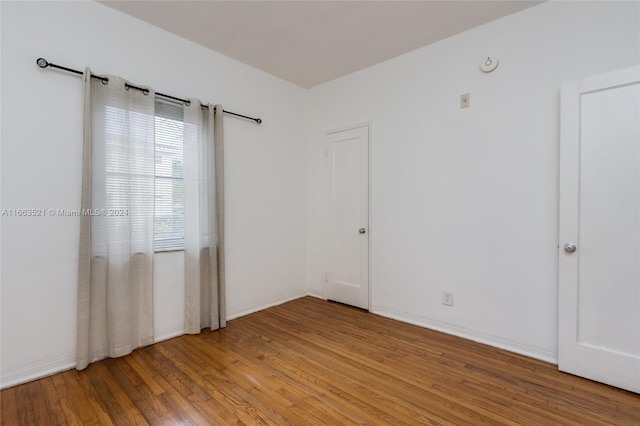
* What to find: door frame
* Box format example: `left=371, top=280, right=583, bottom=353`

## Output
left=323, top=122, right=372, bottom=310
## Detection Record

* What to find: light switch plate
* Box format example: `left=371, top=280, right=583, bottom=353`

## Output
left=460, top=93, right=470, bottom=108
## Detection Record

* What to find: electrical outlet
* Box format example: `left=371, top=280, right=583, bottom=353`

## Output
left=442, top=291, right=454, bottom=306
left=460, top=93, right=470, bottom=108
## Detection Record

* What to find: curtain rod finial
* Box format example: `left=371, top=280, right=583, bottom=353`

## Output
left=36, top=58, right=49, bottom=68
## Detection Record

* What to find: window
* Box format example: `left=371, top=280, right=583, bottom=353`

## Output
left=154, top=101, right=185, bottom=251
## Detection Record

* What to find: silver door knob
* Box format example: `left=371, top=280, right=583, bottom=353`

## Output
left=563, top=243, right=577, bottom=253
left=359, top=228, right=366, bottom=234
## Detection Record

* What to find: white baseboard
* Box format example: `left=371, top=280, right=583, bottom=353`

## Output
left=1, top=324, right=186, bottom=390
left=3, top=295, right=554, bottom=391
left=154, top=324, right=184, bottom=343
left=226, top=291, right=308, bottom=321
left=1, top=292, right=308, bottom=389
left=0, top=354, right=76, bottom=390
left=371, top=305, right=558, bottom=364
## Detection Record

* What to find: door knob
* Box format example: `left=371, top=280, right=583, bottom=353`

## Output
left=359, top=228, right=366, bottom=234
left=563, top=243, right=577, bottom=253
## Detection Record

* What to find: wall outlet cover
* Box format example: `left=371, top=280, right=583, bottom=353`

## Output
left=443, top=291, right=454, bottom=306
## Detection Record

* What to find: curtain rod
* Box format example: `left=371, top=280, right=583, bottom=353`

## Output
left=36, top=58, right=262, bottom=124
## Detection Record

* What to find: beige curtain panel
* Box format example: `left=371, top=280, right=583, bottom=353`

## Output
left=77, top=69, right=226, bottom=370
left=76, top=69, right=156, bottom=370
left=183, top=101, right=226, bottom=333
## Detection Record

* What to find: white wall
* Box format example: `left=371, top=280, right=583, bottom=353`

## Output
left=2, top=0, right=639, bottom=389
left=306, top=1, right=640, bottom=362
left=1, top=0, right=308, bottom=387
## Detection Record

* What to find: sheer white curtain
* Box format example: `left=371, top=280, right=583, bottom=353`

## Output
left=183, top=101, right=226, bottom=333
left=76, top=69, right=155, bottom=370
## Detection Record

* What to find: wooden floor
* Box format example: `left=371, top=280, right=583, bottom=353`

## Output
left=2, top=297, right=638, bottom=425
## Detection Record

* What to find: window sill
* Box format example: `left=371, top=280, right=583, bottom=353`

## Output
left=154, top=248, right=184, bottom=254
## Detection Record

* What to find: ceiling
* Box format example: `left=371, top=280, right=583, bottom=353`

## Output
left=99, top=1, right=542, bottom=88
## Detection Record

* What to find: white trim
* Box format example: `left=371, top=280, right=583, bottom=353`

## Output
left=367, top=122, right=373, bottom=312
left=226, top=292, right=308, bottom=321
left=154, top=324, right=185, bottom=343
left=371, top=304, right=558, bottom=364
left=577, top=65, right=640, bottom=95
left=1, top=354, right=76, bottom=390
left=1, top=293, right=558, bottom=389
left=0, top=324, right=186, bottom=390
left=325, top=120, right=373, bottom=136
left=0, top=292, right=309, bottom=389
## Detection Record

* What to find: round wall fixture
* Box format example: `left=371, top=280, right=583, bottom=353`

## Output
left=480, top=56, right=499, bottom=73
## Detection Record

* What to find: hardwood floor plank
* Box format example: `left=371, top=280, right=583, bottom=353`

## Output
left=54, top=371, right=100, bottom=425
left=241, top=312, right=502, bottom=425
left=0, top=387, right=20, bottom=425
left=15, top=382, right=38, bottom=425
left=162, top=337, right=298, bottom=425
left=23, top=380, right=50, bottom=425
left=39, top=377, right=68, bottom=425
left=153, top=340, right=288, bottom=425
left=92, top=361, right=150, bottom=425
left=134, top=344, right=236, bottom=424
left=103, top=358, right=167, bottom=425
left=72, top=368, right=124, bottom=425
left=83, top=364, right=146, bottom=426
left=276, top=298, right=640, bottom=424
left=124, top=355, right=165, bottom=396
left=253, top=308, right=501, bottom=417
left=158, top=392, right=203, bottom=423
left=287, top=396, right=362, bottom=426
left=209, top=326, right=384, bottom=424
left=2, top=296, right=638, bottom=425
left=136, top=345, right=208, bottom=401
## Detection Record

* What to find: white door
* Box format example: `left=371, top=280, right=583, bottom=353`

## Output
left=325, top=125, right=369, bottom=309
left=559, top=65, right=640, bottom=393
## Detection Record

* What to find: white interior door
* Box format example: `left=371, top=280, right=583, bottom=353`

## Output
left=325, top=125, right=369, bottom=309
left=559, top=65, right=640, bottom=393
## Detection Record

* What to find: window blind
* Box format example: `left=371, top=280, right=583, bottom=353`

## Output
left=154, top=100, right=185, bottom=251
